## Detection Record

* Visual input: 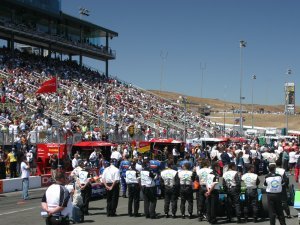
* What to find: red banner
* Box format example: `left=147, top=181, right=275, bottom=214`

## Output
left=36, top=77, right=57, bottom=94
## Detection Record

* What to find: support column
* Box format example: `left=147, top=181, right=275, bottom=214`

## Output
left=105, top=60, right=109, bottom=78
left=79, top=54, right=82, bottom=66
left=7, top=39, right=10, bottom=49
left=105, top=33, right=109, bottom=77
left=48, top=44, right=52, bottom=58
left=8, top=34, right=15, bottom=54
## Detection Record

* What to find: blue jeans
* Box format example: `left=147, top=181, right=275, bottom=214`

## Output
left=22, top=178, right=29, bottom=199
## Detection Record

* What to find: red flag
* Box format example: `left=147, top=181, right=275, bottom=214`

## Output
left=36, top=77, right=57, bottom=94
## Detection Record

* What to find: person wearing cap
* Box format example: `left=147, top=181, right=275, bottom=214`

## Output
left=178, top=162, right=196, bottom=219
left=149, top=155, right=162, bottom=198
left=160, top=159, right=179, bottom=218
left=125, top=159, right=140, bottom=217
left=102, top=159, right=120, bottom=217
left=196, top=159, right=212, bottom=221
left=275, top=161, right=292, bottom=219
left=264, top=164, right=287, bottom=225
left=79, top=164, right=92, bottom=216
left=140, top=157, right=157, bottom=219
left=241, top=164, right=260, bottom=223
left=222, top=162, right=242, bottom=223
left=41, top=171, right=71, bottom=225
left=206, top=162, right=221, bottom=224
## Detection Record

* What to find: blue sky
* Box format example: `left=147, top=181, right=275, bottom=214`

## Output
left=62, top=0, right=300, bottom=106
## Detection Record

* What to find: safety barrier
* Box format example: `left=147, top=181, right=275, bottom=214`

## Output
left=0, top=176, right=41, bottom=193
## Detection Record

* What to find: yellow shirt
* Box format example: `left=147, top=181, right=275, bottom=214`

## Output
left=7, top=152, right=17, bottom=162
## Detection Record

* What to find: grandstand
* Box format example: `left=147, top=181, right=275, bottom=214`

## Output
left=0, top=0, right=217, bottom=145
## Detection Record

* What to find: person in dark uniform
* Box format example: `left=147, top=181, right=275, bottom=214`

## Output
left=80, top=166, right=92, bottom=216
left=41, top=171, right=71, bottom=225
left=264, top=164, right=286, bottom=225
left=196, top=159, right=212, bottom=221
left=149, top=155, right=162, bottom=197
left=275, top=162, right=292, bottom=218
left=206, top=162, right=220, bottom=224
left=178, top=162, right=196, bottom=219
left=141, top=157, right=157, bottom=219
left=125, top=159, right=140, bottom=217
left=241, top=164, right=260, bottom=222
left=102, top=159, right=120, bottom=217
left=160, top=159, right=179, bottom=218
left=223, top=162, right=242, bottom=223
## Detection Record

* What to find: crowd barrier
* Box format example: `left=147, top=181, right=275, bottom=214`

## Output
left=0, top=176, right=41, bottom=193
left=0, top=173, right=105, bottom=198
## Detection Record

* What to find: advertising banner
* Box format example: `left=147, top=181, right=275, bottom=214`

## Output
left=285, top=82, right=295, bottom=114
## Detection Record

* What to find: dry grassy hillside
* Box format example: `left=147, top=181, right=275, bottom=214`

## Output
left=149, top=90, right=300, bottom=130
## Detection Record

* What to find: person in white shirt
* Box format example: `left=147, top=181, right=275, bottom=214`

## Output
left=242, top=149, right=251, bottom=172
left=288, top=149, right=296, bottom=174
left=89, top=149, right=98, bottom=167
left=241, top=165, right=260, bottom=222
left=210, top=145, right=219, bottom=162
left=41, top=172, right=71, bottom=225
left=21, top=156, right=30, bottom=200
left=102, top=159, right=120, bottom=217
left=172, top=147, right=180, bottom=164
left=72, top=154, right=80, bottom=169
left=110, top=148, right=122, bottom=164
left=125, top=160, right=141, bottom=217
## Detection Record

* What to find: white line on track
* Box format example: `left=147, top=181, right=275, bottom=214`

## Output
left=0, top=207, right=37, bottom=216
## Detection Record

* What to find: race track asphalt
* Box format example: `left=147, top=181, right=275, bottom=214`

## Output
left=0, top=176, right=299, bottom=225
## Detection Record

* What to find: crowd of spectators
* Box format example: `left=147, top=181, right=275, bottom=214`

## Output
left=0, top=46, right=218, bottom=179
left=0, top=48, right=215, bottom=143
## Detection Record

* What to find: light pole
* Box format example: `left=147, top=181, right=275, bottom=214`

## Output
left=239, top=40, right=246, bottom=136
left=285, top=68, right=292, bottom=135
left=251, top=75, right=256, bottom=128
